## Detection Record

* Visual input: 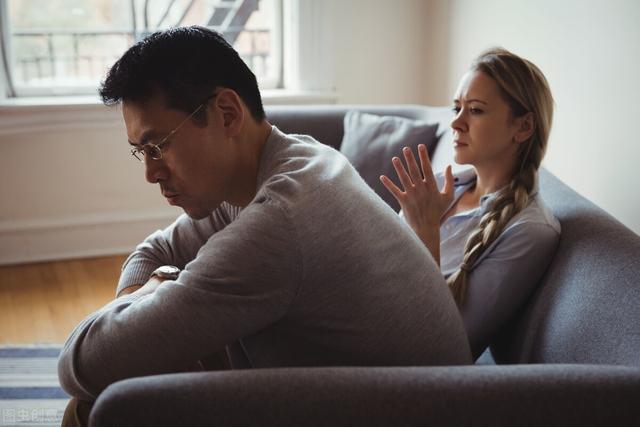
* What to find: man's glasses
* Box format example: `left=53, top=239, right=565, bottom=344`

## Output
left=130, top=95, right=215, bottom=163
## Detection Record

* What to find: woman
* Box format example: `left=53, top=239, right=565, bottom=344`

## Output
left=380, top=48, right=561, bottom=360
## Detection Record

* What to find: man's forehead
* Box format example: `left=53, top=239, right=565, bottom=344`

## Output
left=122, top=92, right=167, bottom=116
left=122, top=96, right=167, bottom=145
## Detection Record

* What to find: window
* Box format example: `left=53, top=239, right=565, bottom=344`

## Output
left=0, top=0, right=282, bottom=97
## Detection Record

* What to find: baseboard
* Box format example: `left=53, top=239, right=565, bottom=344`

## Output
left=0, top=210, right=181, bottom=266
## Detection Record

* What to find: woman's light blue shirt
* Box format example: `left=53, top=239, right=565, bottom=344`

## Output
left=402, top=167, right=561, bottom=359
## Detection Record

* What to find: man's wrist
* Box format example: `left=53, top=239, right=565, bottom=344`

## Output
left=150, top=265, right=181, bottom=280
left=117, top=285, right=143, bottom=298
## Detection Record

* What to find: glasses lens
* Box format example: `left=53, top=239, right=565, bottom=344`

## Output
left=149, top=145, right=162, bottom=160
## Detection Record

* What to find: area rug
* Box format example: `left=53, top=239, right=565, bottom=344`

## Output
left=0, top=346, right=67, bottom=426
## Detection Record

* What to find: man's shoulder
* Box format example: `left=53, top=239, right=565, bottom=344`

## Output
left=259, top=127, right=354, bottom=198
left=268, top=126, right=338, bottom=160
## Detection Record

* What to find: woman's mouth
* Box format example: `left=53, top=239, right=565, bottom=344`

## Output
left=453, top=140, right=468, bottom=148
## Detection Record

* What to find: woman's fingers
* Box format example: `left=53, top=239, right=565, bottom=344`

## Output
left=442, top=165, right=455, bottom=201
left=403, top=147, right=423, bottom=185
left=391, top=156, right=414, bottom=191
left=417, top=144, right=437, bottom=189
left=380, top=174, right=404, bottom=201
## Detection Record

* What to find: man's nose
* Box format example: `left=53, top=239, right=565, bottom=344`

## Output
left=145, top=159, right=168, bottom=184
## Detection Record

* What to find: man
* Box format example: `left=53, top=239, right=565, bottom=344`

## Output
left=58, top=26, right=471, bottom=424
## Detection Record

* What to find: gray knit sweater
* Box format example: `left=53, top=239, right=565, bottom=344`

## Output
left=58, top=126, right=471, bottom=401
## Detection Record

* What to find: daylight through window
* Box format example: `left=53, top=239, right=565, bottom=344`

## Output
left=1, top=0, right=281, bottom=97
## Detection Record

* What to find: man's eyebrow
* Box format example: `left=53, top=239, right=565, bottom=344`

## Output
left=453, top=98, right=488, bottom=105
left=128, top=130, right=158, bottom=146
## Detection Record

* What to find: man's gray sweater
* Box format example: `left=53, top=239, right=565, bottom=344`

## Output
left=58, top=126, right=471, bottom=401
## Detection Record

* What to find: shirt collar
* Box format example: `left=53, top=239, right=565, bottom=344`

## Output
left=256, top=125, right=281, bottom=189
left=449, top=167, right=540, bottom=215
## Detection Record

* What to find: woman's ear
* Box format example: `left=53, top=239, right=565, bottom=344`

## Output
left=514, top=112, right=535, bottom=143
left=213, top=88, right=245, bottom=137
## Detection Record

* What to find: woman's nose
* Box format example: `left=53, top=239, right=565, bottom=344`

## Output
left=450, top=110, right=467, bottom=133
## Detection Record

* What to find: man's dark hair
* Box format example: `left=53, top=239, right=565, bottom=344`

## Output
left=100, top=26, right=265, bottom=121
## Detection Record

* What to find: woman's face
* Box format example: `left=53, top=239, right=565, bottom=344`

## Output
left=450, top=70, right=524, bottom=172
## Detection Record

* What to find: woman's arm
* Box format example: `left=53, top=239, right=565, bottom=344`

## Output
left=461, top=220, right=560, bottom=359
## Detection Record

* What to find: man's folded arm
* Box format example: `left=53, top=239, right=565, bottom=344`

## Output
left=116, top=205, right=238, bottom=296
left=58, top=198, right=300, bottom=401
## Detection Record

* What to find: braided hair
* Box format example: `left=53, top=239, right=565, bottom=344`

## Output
left=447, top=48, right=554, bottom=305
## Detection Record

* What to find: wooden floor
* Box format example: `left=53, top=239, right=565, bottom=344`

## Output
left=0, top=255, right=127, bottom=345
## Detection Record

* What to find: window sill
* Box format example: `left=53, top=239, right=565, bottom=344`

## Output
left=0, top=90, right=339, bottom=136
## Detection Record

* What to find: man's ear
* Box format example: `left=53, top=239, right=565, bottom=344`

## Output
left=514, top=112, right=535, bottom=143
left=213, top=89, right=244, bottom=137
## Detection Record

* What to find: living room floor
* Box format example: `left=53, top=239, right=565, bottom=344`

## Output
left=0, top=255, right=126, bottom=345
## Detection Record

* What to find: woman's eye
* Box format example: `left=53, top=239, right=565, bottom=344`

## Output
left=470, top=108, right=483, bottom=114
left=452, top=106, right=461, bottom=114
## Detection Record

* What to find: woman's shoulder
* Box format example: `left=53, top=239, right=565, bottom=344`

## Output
left=506, top=195, right=561, bottom=237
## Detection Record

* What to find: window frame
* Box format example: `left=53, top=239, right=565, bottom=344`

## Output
left=0, top=0, right=337, bottom=136
left=0, top=0, right=284, bottom=98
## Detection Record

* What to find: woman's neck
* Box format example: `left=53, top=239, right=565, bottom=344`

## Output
left=472, top=164, right=515, bottom=198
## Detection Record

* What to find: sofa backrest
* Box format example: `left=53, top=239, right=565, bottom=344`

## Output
left=491, top=169, right=640, bottom=367
left=265, top=105, right=640, bottom=368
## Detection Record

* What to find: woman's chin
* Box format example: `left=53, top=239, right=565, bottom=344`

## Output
left=453, top=154, right=472, bottom=165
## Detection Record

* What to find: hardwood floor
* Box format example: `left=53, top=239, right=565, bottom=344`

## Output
left=0, top=255, right=127, bottom=345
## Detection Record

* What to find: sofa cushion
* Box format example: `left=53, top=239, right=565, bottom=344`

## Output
left=340, top=111, right=439, bottom=212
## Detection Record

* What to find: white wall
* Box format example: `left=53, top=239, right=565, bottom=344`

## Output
left=328, top=0, right=433, bottom=105
left=436, top=0, right=640, bottom=235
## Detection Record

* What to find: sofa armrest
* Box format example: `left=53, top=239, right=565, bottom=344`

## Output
left=90, top=364, right=640, bottom=427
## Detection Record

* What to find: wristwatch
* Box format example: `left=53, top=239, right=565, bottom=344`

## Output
left=151, top=265, right=181, bottom=280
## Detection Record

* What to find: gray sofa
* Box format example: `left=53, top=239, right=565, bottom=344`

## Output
left=90, top=105, right=640, bottom=426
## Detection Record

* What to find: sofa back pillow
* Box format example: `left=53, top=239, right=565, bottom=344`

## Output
left=340, top=110, right=440, bottom=212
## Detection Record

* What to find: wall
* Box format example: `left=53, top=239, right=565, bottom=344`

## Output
left=434, top=0, right=640, bottom=234
left=329, top=0, right=434, bottom=105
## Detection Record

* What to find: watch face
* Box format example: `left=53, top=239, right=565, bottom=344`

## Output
left=154, top=265, right=180, bottom=279
left=157, top=266, right=180, bottom=275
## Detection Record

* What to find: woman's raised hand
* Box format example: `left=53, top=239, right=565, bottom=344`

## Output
left=380, top=144, right=455, bottom=238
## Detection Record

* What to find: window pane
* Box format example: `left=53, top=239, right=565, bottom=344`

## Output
left=6, top=0, right=281, bottom=96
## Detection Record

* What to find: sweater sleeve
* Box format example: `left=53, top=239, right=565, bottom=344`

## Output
left=460, top=221, right=560, bottom=359
left=116, top=203, right=240, bottom=296
left=58, top=197, right=300, bottom=401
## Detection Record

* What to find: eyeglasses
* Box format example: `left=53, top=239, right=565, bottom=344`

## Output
left=130, top=95, right=215, bottom=163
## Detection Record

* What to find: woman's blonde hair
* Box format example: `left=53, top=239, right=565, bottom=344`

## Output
left=447, top=48, right=554, bottom=305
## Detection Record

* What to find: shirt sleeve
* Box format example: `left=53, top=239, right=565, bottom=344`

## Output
left=58, top=197, right=300, bottom=401
left=116, top=203, right=239, bottom=296
left=460, top=221, right=560, bottom=359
